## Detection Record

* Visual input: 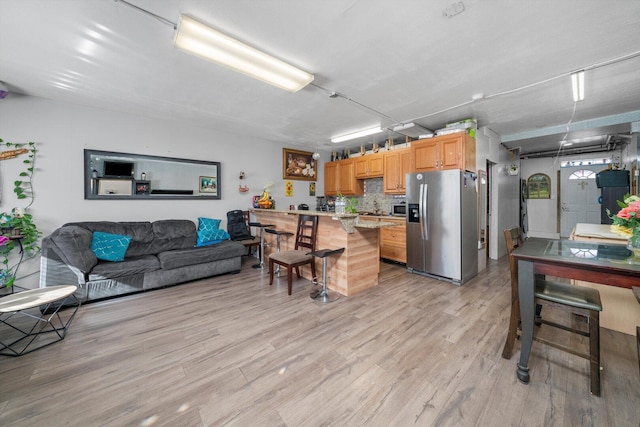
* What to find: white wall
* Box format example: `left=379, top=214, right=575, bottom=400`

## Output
left=0, top=96, right=322, bottom=287
left=477, top=127, right=519, bottom=261
left=520, top=150, right=625, bottom=239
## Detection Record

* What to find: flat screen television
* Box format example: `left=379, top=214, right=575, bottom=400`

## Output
left=103, top=161, right=134, bottom=178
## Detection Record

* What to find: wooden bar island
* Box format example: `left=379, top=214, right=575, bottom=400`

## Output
left=251, top=209, right=398, bottom=296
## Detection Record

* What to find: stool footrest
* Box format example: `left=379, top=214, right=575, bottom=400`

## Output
left=265, top=229, right=293, bottom=236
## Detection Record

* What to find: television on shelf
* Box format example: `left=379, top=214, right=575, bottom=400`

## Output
left=103, top=161, right=134, bottom=178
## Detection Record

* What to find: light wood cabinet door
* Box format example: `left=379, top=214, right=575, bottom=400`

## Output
left=384, top=148, right=413, bottom=194
left=398, top=149, right=413, bottom=192
left=324, top=162, right=339, bottom=196
left=413, top=133, right=476, bottom=172
left=324, top=159, right=363, bottom=196
left=413, top=139, right=440, bottom=172
left=380, top=219, right=406, bottom=263
left=440, top=135, right=463, bottom=170
left=354, top=153, right=384, bottom=178
left=338, top=159, right=363, bottom=195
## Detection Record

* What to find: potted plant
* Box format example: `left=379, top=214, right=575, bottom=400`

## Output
left=345, top=197, right=359, bottom=214
left=0, top=139, right=40, bottom=290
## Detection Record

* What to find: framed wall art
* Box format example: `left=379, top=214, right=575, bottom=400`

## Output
left=199, top=176, right=218, bottom=194
left=283, top=148, right=317, bottom=181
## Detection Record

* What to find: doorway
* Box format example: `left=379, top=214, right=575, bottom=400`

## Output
left=559, top=166, right=600, bottom=237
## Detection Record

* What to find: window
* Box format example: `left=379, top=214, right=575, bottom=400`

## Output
left=568, top=169, right=596, bottom=180
left=527, top=173, right=551, bottom=199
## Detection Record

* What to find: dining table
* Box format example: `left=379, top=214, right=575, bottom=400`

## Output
left=510, top=237, right=640, bottom=384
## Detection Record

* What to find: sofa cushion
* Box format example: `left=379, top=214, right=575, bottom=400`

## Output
left=146, top=220, right=198, bottom=254
left=64, top=221, right=155, bottom=257
left=64, top=220, right=198, bottom=257
left=91, top=232, right=132, bottom=262
left=158, top=240, right=245, bottom=270
left=89, top=255, right=160, bottom=280
left=49, top=225, right=97, bottom=273
left=197, top=229, right=230, bottom=247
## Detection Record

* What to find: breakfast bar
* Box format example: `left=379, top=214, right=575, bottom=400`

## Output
left=251, top=209, right=398, bottom=296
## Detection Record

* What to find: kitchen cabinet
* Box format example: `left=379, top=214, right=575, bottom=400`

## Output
left=324, top=158, right=363, bottom=196
left=413, top=133, right=476, bottom=172
left=380, top=218, right=406, bottom=263
left=354, top=153, right=384, bottom=178
left=359, top=216, right=406, bottom=263
left=383, top=148, right=413, bottom=194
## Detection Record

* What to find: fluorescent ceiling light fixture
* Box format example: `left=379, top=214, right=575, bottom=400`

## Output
left=174, top=15, right=314, bottom=93
left=392, top=122, right=433, bottom=138
left=571, top=71, right=585, bottom=102
left=331, top=127, right=383, bottom=143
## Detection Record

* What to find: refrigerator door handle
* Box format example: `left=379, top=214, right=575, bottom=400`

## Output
left=420, top=183, right=428, bottom=240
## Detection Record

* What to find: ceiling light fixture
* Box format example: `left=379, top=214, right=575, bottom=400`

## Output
left=331, top=127, right=383, bottom=143
left=392, top=122, right=433, bottom=138
left=175, top=15, right=314, bottom=93
left=571, top=70, right=585, bottom=102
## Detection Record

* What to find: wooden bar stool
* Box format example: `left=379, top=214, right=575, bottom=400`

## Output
left=308, top=247, right=344, bottom=303
left=264, top=228, right=293, bottom=276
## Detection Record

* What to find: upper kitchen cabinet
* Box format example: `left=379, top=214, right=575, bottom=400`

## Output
left=383, top=148, right=413, bottom=194
left=354, top=152, right=384, bottom=178
left=413, top=133, right=476, bottom=173
left=324, top=158, right=364, bottom=196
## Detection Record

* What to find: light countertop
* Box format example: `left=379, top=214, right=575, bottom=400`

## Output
left=251, top=209, right=400, bottom=230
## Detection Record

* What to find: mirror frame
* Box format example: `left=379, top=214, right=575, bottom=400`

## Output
left=84, top=149, right=222, bottom=200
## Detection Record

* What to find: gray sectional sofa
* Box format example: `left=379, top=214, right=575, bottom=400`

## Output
left=39, top=220, right=246, bottom=304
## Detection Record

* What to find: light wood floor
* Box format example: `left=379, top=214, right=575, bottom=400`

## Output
left=1, top=256, right=638, bottom=426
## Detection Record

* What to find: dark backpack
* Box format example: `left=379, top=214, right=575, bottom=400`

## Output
left=227, top=210, right=253, bottom=241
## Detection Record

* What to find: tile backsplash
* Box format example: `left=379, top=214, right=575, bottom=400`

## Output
left=354, top=178, right=405, bottom=214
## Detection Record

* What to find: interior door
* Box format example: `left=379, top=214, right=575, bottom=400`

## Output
left=559, top=166, right=600, bottom=237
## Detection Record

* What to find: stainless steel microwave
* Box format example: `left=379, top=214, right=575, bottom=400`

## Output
left=392, top=204, right=407, bottom=216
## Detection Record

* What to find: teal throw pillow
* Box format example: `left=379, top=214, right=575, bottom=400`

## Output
left=196, top=218, right=229, bottom=247
left=196, top=229, right=230, bottom=247
left=91, top=231, right=132, bottom=262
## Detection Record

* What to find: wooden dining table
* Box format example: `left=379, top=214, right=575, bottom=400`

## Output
left=510, top=237, right=640, bottom=384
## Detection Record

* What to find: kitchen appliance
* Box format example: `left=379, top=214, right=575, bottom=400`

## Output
left=595, top=169, right=629, bottom=224
left=392, top=203, right=407, bottom=217
left=316, top=196, right=335, bottom=211
left=406, top=170, right=478, bottom=284
left=298, top=203, right=309, bottom=210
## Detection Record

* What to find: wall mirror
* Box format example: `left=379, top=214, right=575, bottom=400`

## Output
left=84, top=149, right=221, bottom=200
left=477, top=169, right=487, bottom=248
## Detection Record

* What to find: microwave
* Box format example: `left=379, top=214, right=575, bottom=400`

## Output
left=392, top=204, right=407, bottom=217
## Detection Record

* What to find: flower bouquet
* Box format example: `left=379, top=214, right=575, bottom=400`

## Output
left=607, top=194, right=640, bottom=255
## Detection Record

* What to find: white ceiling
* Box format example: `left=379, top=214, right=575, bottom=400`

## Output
left=1, top=0, right=639, bottom=156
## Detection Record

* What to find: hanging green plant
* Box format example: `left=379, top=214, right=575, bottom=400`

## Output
left=0, top=138, right=40, bottom=288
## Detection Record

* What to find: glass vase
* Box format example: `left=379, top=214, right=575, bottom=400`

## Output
left=626, top=238, right=640, bottom=258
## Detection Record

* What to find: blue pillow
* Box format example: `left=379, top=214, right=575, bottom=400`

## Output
left=91, top=231, right=132, bottom=262
left=198, top=217, right=221, bottom=234
left=196, top=228, right=230, bottom=247
left=196, top=217, right=230, bottom=247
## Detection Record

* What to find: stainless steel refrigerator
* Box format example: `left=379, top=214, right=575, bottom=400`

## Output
left=406, top=169, right=478, bottom=284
